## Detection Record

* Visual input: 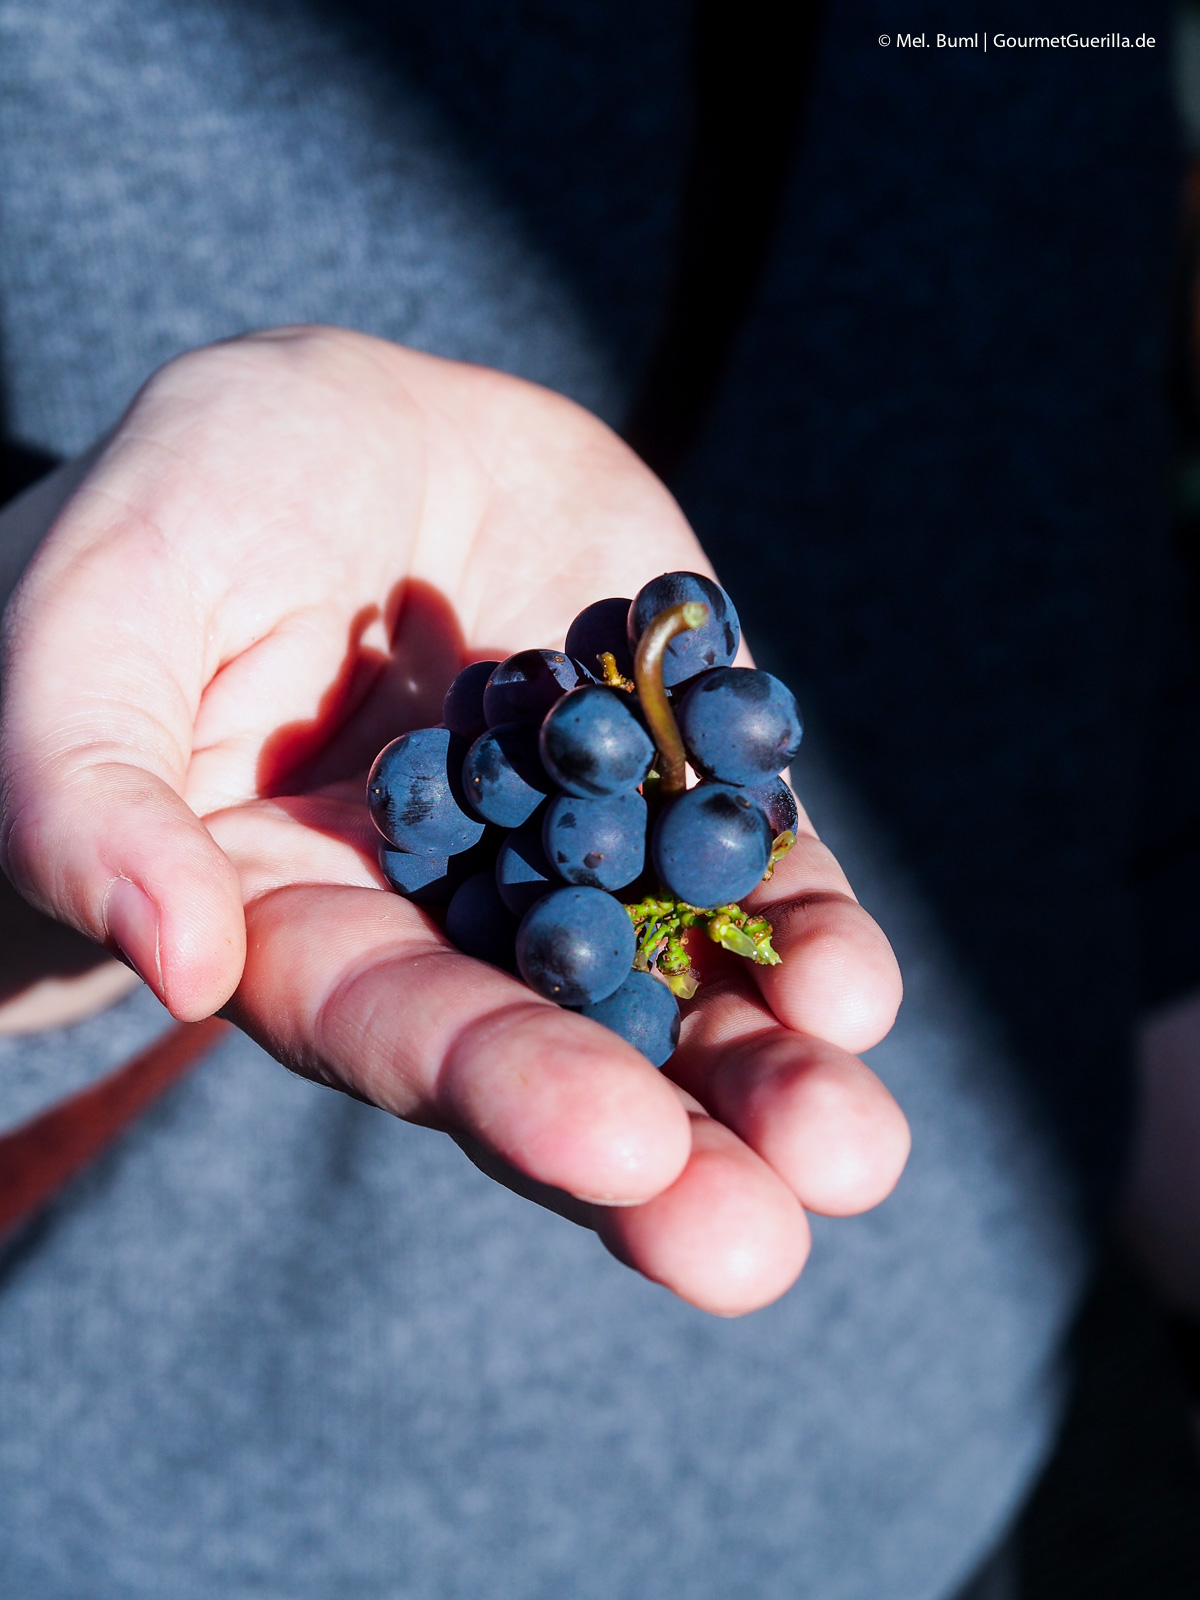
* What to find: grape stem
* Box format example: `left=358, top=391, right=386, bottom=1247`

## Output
left=624, top=887, right=784, bottom=999
left=633, top=600, right=709, bottom=800
left=627, top=601, right=791, bottom=996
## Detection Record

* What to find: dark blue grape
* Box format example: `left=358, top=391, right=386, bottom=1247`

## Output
left=483, top=650, right=592, bottom=727
left=442, top=660, right=498, bottom=742
left=462, top=722, right=551, bottom=827
left=516, top=886, right=636, bottom=1006
left=378, top=844, right=457, bottom=904
left=495, top=810, right=560, bottom=916
left=743, top=775, right=799, bottom=840
left=378, top=826, right=498, bottom=906
left=542, top=790, right=647, bottom=891
left=539, top=685, right=653, bottom=798
left=367, top=728, right=485, bottom=856
left=565, top=597, right=634, bottom=680
left=445, top=871, right=520, bottom=971
left=626, top=572, right=740, bottom=689
left=651, top=782, right=772, bottom=908
left=677, top=667, right=802, bottom=785
left=579, top=970, right=680, bottom=1067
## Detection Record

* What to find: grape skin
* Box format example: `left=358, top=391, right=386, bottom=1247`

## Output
left=539, top=685, right=653, bottom=798
left=677, top=667, right=802, bottom=785
left=744, top=775, right=799, bottom=839
left=626, top=572, right=740, bottom=689
left=446, top=870, right=519, bottom=971
left=578, top=970, right=680, bottom=1067
left=442, top=660, right=499, bottom=743
left=542, top=790, right=646, bottom=891
left=651, top=782, right=772, bottom=908
left=367, top=728, right=485, bottom=857
left=462, top=722, right=551, bottom=827
left=378, top=827, right=498, bottom=906
left=483, top=650, right=592, bottom=727
left=565, top=597, right=634, bottom=680
left=378, top=844, right=457, bottom=904
left=495, top=809, right=560, bottom=916
left=516, top=886, right=637, bottom=1006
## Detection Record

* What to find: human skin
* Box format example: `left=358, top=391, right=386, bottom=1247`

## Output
left=0, top=326, right=908, bottom=1316
left=1122, top=992, right=1200, bottom=1319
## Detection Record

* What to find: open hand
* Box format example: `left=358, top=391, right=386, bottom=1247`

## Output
left=0, top=328, right=908, bottom=1314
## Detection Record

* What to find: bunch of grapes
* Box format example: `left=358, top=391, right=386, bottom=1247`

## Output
left=367, top=572, right=802, bottom=1069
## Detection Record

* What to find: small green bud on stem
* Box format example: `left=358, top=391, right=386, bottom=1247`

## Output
left=597, top=652, right=635, bottom=691
left=764, top=829, right=796, bottom=880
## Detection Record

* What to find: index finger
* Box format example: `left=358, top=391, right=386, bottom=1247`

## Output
left=228, top=879, right=692, bottom=1206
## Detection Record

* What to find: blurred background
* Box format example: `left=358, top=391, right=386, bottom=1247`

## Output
left=998, top=6, right=1200, bottom=1594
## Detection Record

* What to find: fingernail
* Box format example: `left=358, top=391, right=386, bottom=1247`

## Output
left=105, top=879, right=164, bottom=1001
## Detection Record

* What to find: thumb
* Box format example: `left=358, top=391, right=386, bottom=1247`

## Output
left=1, top=758, right=246, bottom=1023
left=0, top=488, right=246, bottom=1021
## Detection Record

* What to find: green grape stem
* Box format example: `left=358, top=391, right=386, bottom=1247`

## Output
left=624, top=884, right=783, bottom=999
left=624, top=603, right=791, bottom=994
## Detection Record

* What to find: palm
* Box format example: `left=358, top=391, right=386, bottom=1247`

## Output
left=1, top=329, right=908, bottom=1315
